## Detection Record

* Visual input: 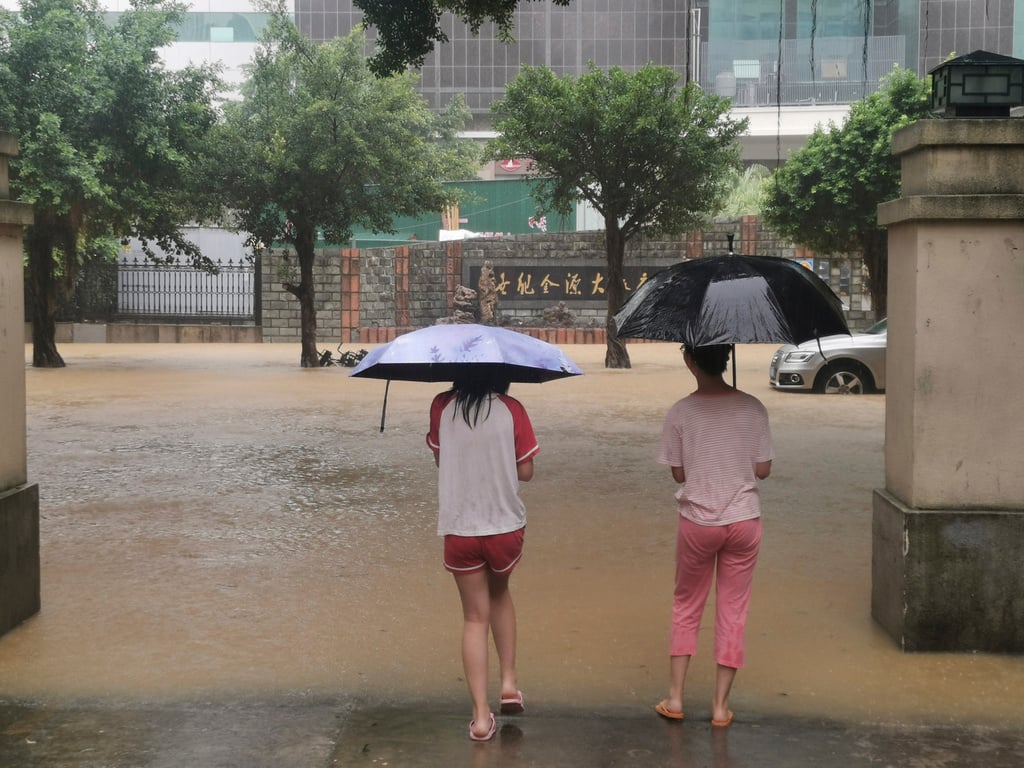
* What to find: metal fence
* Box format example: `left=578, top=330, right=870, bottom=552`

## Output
left=117, top=257, right=256, bottom=321
left=47, top=256, right=259, bottom=324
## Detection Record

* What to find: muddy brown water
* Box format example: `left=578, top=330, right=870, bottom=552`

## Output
left=4, top=342, right=1023, bottom=728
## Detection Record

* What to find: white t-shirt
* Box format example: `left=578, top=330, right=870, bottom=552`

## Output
left=427, top=391, right=539, bottom=536
left=658, top=390, right=773, bottom=526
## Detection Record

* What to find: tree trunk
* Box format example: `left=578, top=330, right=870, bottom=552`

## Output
left=26, top=222, right=65, bottom=368
left=286, top=227, right=320, bottom=368
left=280, top=225, right=319, bottom=370
left=603, top=223, right=631, bottom=369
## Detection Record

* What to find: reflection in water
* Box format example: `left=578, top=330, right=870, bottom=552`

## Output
left=5, top=343, right=1024, bottom=733
left=663, top=723, right=733, bottom=768
left=709, top=728, right=735, bottom=768
left=469, top=724, right=523, bottom=768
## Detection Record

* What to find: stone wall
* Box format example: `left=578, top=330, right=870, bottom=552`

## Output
left=0, top=131, right=39, bottom=638
left=259, top=249, right=343, bottom=344
left=259, top=216, right=874, bottom=346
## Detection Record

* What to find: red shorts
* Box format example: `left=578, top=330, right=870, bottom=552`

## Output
left=443, top=528, right=525, bottom=574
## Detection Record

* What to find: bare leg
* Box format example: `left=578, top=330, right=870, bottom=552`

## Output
left=454, top=570, right=493, bottom=738
left=664, top=654, right=690, bottom=715
left=487, top=570, right=518, bottom=698
left=712, top=664, right=737, bottom=724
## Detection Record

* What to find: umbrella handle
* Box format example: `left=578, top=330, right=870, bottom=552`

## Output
left=379, top=379, right=391, bottom=433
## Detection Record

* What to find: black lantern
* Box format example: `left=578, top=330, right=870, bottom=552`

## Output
left=929, top=50, right=1024, bottom=117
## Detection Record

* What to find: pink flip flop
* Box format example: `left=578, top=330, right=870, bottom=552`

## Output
left=499, top=690, right=525, bottom=715
left=469, top=712, right=497, bottom=741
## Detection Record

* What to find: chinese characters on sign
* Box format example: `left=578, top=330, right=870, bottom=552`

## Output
left=468, top=265, right=657, bottom=302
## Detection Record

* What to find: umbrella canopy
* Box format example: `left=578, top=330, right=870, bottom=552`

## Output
left=349, top=323, right=583, bottom=383
left=613, top=254, right=850, bottom=347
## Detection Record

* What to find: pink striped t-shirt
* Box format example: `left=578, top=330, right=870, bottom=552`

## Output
left=657, top=390, right=773, bottom=526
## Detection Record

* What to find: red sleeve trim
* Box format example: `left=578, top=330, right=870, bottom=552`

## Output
left=497, top=394, right=539, bottom=463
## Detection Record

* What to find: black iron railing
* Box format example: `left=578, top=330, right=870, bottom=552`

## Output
left=42, top=257, right=259, bottom=324
left=115, top=257, right=256, bottom=322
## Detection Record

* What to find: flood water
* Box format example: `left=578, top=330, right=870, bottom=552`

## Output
left=4, top=342, right=1023, bottom=728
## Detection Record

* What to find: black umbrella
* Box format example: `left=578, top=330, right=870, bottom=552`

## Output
left=613, top=251, right=849, bottom=384
left=614, top=254, right=848, bottom=345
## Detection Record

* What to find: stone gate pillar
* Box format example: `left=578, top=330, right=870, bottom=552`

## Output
left=872, top=119, right=1024, bottom=651
left=0, top=132, right=38, bottom=638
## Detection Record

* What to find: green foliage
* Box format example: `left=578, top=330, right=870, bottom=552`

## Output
left=0, top=0, right=221, bottom=262
left=212, top=6, right=477, bottom=365
left=488, top=64, right=747, bottom=241
left=0, top=0, right=222, bottom=365
left=761, top=66, right=931, bottom=317
left=718, top=164, right=771, bottom=218
left=357, top=0, right=572, bottom=76
left=215, top=18, right=476, bottom=252
left=486, top=63, right=746, bottom=367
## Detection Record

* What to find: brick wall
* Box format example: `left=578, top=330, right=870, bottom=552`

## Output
left=260, top=250, right=343, bottom=344
left=260, top=217, right=873, bottom=346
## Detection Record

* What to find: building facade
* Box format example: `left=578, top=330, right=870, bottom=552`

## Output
left=10, top=0, right=1016, bottom=161
left=291, top=0, right=1021, bottom=166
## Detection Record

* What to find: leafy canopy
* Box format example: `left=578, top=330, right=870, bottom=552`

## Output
left=357, top=0, right=571, bottom=75
left=212, top=5, right=477, bottom=366
left=0, top=0, right=222, bottom=366
left=488, top=64, right=748, bottom=241
left=761, top=66, right=931, bottom=319
left=487, top=63, right=747, bottom=367
left=215, top=14, right=476, bottom=253
left=762, top=66, right=931, bottom=257
left=0, top=0, right=222, bottom=265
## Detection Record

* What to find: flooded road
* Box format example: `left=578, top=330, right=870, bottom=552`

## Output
left=4, top=342, right=1023, bottom=729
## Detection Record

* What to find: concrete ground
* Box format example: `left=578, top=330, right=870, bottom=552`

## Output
left=2, top=694, right=1024, bottom=767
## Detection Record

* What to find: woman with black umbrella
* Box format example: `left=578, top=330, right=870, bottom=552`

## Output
left=654, top=344, right=774, bottom=727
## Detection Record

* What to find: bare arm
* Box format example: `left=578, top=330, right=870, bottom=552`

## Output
left=671, top=466, right=685, bottom=483
left=755, top=460, right=772, bottom=479
left=517, top=458, right=534, bottom=482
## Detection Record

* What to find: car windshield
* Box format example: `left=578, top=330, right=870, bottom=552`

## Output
left=864, top=318, right=887, bottom=334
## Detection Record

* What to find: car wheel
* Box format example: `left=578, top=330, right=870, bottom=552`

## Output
left=815, top=361, right=872, bottom=394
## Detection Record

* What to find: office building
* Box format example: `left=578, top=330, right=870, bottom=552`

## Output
left=296, top=0, right=1022, bottom=165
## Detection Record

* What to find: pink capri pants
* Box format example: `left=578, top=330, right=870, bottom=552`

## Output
left=670, top=516, right=762, bottom=669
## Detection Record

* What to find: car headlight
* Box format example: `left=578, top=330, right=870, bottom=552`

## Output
left=784, top=351, right=818, bottom=363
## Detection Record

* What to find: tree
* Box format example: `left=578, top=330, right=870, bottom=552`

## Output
left=212, top=8, right=477, bottom=368
left=356, top=0, right=571, bottom=76
left=718, top=164, right=771, bottom=218
left=761, top=67, right=932, bottom=321
left=0, top=0, right=221, bottom=367
left=487, top=64, right=747, bottom=368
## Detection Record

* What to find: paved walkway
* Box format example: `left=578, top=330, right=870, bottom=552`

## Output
left=3, top=695, right=1024, bottom=767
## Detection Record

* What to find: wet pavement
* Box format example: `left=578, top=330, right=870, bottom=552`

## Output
left=3, top=695, right=1024, bottom=767
left=4, top=342, right=1024, bottom=766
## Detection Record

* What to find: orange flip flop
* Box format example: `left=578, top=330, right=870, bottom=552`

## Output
left=711, top=710, right=734, bottom=727
left=655, top=700, right=684, bottom=721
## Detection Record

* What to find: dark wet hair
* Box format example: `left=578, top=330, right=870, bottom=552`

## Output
left=449, top=367, right=512, bottom=427
left=683, top=344, right=731, bottom=376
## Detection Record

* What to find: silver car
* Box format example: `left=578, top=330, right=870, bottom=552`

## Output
left=769, top=318, right=887, bottom=394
